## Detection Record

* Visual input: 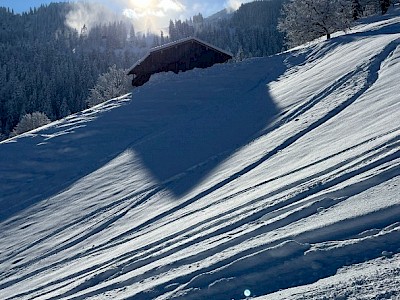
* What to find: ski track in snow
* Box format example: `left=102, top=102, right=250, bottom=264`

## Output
left=1, top=9, right=400, bottom=300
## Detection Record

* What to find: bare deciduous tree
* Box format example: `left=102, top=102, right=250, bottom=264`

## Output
left=86, top=65, right=131, bottom=107
left=278, top=0, right=354, bottom=47
left=11, top=112, right=50, bottom=136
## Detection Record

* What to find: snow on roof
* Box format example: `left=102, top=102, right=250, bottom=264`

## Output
left=150, top=37, right=233, bottom=57
left=128, top=53, right=151, bottom=73
left=128, top=37, right=233, bottom=72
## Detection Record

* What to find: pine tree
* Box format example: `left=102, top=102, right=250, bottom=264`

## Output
left=160, top=30, right=165, bottom=45
left=352, top=0, right=363, bottom=19
left=380, top=0, right=391, bottom=14
left=169, top=20, right=177, bottom=41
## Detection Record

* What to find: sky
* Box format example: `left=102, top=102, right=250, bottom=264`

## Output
left=0, top=0, right=252, bottom=33
left=0, top=0, right=252, bottom=20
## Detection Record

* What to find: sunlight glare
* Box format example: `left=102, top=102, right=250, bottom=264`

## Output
left=130, top=0, right=153, bottom=9
left=158, top=0, right=185, bottom=12
left=123, top=0, right=186, bottom=33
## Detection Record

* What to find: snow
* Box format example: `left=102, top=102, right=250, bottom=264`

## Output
left=1, top=8, right=400, bottom=300
left=259, top=253, right=400, bottom=300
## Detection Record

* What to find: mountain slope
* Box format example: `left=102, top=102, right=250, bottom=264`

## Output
left=0, top=9, right=400, bottom=300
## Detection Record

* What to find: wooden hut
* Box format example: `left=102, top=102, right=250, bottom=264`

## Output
left=128, top=37, right=233, bottom=87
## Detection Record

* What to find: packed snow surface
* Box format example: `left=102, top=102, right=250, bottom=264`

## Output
left=1, top=9, right=400, bottom=300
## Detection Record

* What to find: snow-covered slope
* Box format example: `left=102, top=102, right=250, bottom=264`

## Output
left=1, top=9, right=400, bottom=300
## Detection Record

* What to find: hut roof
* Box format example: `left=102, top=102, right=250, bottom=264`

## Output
left=128, top=37, right=233, bottom=75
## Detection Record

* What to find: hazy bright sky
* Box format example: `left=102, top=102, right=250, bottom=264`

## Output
left=0, top=0, right=251, bottom=16
left=0, top=0, right=253, bottom=33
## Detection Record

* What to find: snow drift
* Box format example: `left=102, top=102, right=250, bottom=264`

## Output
left=1, top=8, right=400, bottom=300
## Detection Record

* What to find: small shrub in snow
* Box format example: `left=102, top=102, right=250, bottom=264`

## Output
left=86, top=65, right=131, bottom=107
left=11, top=112, right=50, bottom=136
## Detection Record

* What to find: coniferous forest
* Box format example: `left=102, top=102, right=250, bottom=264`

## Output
left=170, top=0, right=286, bottom=58
left=0, top=3, right=147, bottom=137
